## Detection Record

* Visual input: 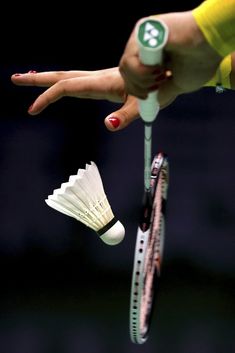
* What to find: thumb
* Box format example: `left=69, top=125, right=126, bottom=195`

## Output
left=104, top=95, right=139, bottom=132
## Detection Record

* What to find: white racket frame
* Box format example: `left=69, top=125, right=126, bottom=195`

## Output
left=130, top=153, right=169, bottom=344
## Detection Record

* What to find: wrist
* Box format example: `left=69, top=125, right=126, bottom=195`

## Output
left=148, top=11, right=223, bottom=92
left=153, top=11, right=220, bottom=58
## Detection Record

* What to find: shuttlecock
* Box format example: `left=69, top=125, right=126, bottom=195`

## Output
left=45, top=161, right=125, bottom=245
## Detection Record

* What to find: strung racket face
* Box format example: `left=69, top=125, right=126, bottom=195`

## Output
left=130, top=152, right=169, bottom=344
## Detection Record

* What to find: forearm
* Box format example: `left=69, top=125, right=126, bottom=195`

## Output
left=192, top=0, right=235, bottom=57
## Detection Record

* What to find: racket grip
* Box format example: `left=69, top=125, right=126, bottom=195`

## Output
left=136, top=18, right=168, bottom=123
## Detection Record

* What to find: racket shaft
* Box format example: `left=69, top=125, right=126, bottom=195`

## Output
left=144, top=124, right=152, bottom=190
left=140, top=189, right=152, bottom=231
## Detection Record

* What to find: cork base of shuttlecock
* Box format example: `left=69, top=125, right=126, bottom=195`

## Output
left=98, top=219, right=125, bottom=245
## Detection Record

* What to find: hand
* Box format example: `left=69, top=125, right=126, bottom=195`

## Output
left=119, top=11, right=222, bottom=103
left=11, top=68, right=139, bottom=132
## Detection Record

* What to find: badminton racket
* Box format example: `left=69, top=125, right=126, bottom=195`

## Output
left=129, top=18, right=169, bottom=344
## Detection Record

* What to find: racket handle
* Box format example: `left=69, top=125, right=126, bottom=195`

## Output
left=136, top=18, right=168, bottom=123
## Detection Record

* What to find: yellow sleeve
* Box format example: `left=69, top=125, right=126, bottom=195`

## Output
left=205, top=54, right=231, bottom=89
left=192, top=0, right=235, bottom=57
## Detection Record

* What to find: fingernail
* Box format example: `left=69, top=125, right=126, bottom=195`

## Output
left=28, top=70, right=37, bottom=74
left=28, top=104, right=34, bottom=113
left=155, top=73, right=167, bottom=81
left=108, top=117, right=120, bottom=129
left=153, top=67, right=164, bottom=75
left=14, top=73, right=21, bottom=77
left=149, top=84, right=159, bottom=91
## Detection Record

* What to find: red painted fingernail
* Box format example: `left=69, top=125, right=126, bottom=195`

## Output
left=14, top=73, right=21, bottom=77
left=108, top=117, right=120, bottom=129
left=28, top=70, right=37, bottom=74
left=149, top=84, right=159, bottom=91
left=153, top=67, right=164, bottom=74
left=28, top=104, right=34, bottom=113
left=155, top=73, right=167, bottom=81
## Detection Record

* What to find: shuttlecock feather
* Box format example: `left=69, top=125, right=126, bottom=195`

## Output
left=45, top=162, right=125, bottom=245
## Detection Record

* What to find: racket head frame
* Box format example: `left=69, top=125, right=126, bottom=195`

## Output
left=130, top=152, right=169, bottom=344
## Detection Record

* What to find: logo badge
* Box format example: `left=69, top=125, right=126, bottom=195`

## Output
left=138, top=20, right=166, bottom=48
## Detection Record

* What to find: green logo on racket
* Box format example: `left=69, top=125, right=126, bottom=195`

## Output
left=138, top=20, right=166, bottom=48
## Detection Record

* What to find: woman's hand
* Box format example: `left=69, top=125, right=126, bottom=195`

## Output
left=11, top=67, right=140, bottom=131
left=119, top=11, right=223, bottom=104
left=11, top=65, right=173, bottom=131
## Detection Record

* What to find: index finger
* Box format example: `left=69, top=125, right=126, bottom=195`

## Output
left=11, top=70, right=92, bottom=87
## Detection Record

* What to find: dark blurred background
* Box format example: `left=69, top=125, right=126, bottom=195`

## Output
left=1, top=1, right=234, bottom=352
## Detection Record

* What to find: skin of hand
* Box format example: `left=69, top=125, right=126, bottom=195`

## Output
left=11, top=65, right=170, bottom=132
left=119, top=11, right=225, bottom=103
left=11, top=68, right=138, bottom=131
left=11, top=10, right=235, bottom=133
